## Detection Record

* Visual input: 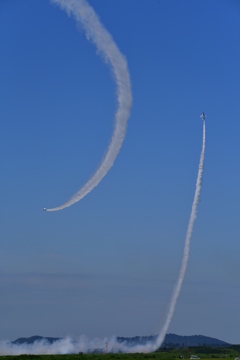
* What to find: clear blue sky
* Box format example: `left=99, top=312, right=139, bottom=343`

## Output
left=0, top=0, right=240, bottom=344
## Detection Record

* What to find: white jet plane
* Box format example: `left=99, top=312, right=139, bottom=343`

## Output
left=43, top=208, right=47, bottom=211
left=200, top=112, right=206, bottom=120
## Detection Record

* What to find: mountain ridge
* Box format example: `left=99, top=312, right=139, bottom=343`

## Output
left=12, top=334, right=230, bottom=348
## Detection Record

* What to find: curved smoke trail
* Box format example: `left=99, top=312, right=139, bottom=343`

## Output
left=151, top=120, right=206, bottom=351
left=46, top=0, right=132, bottom=212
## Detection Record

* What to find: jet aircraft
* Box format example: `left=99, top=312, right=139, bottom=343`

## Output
left=43, top=208, right=47, bottom=211
left=200, top=112, right=206, bottom=120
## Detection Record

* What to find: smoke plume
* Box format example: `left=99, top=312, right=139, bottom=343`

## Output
left=46, top=0, right=132, bottom=211
left=152, top=120, right=206, bottom=350
left=0, top=336, right=156, bottom=355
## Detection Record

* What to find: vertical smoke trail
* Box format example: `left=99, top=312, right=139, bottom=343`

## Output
left=46, top=0, right=132, bottom=212
left=152, top=120, right=206, bottom=351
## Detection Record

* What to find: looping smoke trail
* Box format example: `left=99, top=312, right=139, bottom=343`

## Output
left=46, top=0, right=132, bottom=212
left=151, top=120, right=206, bottom=351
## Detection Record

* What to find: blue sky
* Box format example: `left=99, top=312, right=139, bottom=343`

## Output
left=0, top=0, right=240, bottom=344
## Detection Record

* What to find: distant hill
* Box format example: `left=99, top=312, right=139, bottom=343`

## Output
left=164, top=334, right=230, bottom=348
left=12, top=334, right=230, bottom=349
left=12, top=335, right=61, bottom=345
left=117, top=334, right=230, bottom=348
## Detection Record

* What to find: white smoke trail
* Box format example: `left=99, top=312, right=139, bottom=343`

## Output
left=46, top=0, right=132, bottom=212
left=152, top=120, right=206, bottom=351
left=0, top=336, right=155, bottom=355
